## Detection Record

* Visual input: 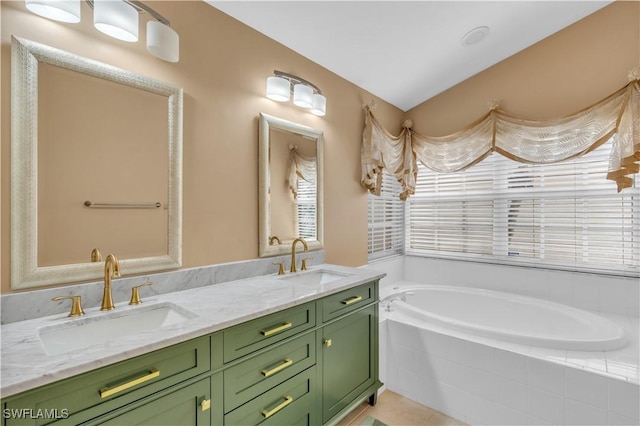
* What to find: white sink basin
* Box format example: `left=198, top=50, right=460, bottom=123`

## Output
left=38, top=302, right=197, bottom=356
left=280, top=270, right=350, bottom=286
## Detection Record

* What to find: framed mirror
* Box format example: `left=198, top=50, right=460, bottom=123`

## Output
left=259, top=113, right=324, bottom=257
left=11, top=37, right=183, bottom=289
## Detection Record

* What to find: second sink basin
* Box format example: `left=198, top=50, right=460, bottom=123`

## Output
left=38, top=302, right=197, bottom=356
left=280, top=269, right=351, bottom=286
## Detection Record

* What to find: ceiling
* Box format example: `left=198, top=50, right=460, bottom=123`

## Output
left=207, top=1, right=612, bottom=112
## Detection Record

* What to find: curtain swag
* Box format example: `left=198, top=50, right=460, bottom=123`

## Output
left=288, top=145, right=317, bottom=199
left=361, top=76, right=640, bottom=200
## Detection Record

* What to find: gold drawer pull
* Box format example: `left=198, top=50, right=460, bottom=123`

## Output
left=201, top=399, right=211, bottom=412
left=261, top=396, right=293, bottom=418
left=341, top=295, right=363, bottom=305
left=99, top=369, right=160, bottom=399
left=261, top=322, right=292, bottom=337
left=262, top=359, right=293, bottom=377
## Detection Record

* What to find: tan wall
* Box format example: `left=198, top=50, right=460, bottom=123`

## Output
left=0, top=0, right=404, bottom=292
left=407, top=1, right=640, bottom=135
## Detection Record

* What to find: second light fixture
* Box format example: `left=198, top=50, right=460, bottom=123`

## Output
left=266, top=70, right=326, bottom=116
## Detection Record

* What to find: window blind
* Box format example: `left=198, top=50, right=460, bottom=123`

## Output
left=297, top=172, right=317, bottom=240
left=407, top=139, right=640, bottom=276
left=368, top=170, right=405, bottom=260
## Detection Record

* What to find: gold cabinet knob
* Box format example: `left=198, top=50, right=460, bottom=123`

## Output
left=52, top=296, right=85, bottom=317
left=323, top=339, right=332, bottom=347
left=201, top=399, right=211, bottom=412
left=129, top=282, right=153, bottom=305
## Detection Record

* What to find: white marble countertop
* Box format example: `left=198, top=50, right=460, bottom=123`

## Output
left=0, top=264, right=384, bottom=398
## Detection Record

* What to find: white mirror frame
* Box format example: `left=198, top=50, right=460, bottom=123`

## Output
left=258, top=113, right=324, bottom=257
left=11, top=36, right=183, bottom=289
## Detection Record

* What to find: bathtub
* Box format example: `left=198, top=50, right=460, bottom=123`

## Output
left=384, top=285, right=627, bottom=351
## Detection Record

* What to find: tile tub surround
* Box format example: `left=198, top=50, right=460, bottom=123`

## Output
left=382, top=311, right=640, bottom=426
left=0, top=262, right=383, bottom=398
left=1, top=250, right=325, bottom=324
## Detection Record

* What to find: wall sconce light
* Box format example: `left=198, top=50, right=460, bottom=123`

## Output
left=24, top=0, right=179, bottom=62
left=266, top=70, right=326, bottom=116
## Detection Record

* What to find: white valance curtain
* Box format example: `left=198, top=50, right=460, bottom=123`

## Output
left=288, top=146, right=317, bottom=199
left=362, top=75, right=640, bottom=199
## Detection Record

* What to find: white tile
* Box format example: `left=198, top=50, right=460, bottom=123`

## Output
left=528, top=387, right=564, bottom=425
left=565, top=350, right=608, bottom=373
left=460, top=340, right=494, bottom=372
left=527, top=414, right=555, bottom=425
left=492, top=375, right=528, bottom=413
left=463, top=390, right=494, bottom=426
left=628, top=283, right=639, bottom=317
left=608, top=411, right=640, bottom=426
left=547, top=280, right=574, bottom=307
left=609, top=378, right=640, bottom=420
left=565, top=367, right=609, bottom=409
left=418, top=328, right=465, bottom=359
left=528, top=357, right=565, bottom=395
left=572, top=278, right=600, bottom=312
left=439, top=382, right=467, bottom=422
left=493, top=403, right=527, bottom=426
left=598, top=280, right=630, bottom=315
left=565, top=398, right=608, bottom=426
left=494, top=348, right=528, bottom=383
left=460, top=365, right=494, bottom=398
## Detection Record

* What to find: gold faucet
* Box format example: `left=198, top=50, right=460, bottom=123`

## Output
left=290, top=238, right=308, bottom=273
left=101, top=254, right=120, bottom=311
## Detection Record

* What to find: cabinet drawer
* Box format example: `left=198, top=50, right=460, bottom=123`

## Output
left=320, top=282, right=377, bottom=323
left=224, top=367, right=316, bottom=426
left=223, top=302, right=315, bottom=363
left=90, top=377, right=213, bottom=426
left=3, top=336, right=211, bottom=426
left=223, top=332, right=315, bottom=413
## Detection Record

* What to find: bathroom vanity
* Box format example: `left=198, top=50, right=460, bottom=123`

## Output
left=0, top=267, right=383, bottom=426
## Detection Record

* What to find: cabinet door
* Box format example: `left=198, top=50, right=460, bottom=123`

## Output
left=319, top=305, right=376, bottom=423
left=91, top=378, right=212, bottom=426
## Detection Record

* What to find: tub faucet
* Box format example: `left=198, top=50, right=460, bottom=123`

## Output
left=101, top=254, right=120, bottom=311
left=290, top=238, right=308, bottom=273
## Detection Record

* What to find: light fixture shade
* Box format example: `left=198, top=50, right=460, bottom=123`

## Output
left=266, top=76, right=290, bottom=102
left=311, top=93, right=326, bottom=116
left=25, top=0, right=80, bottom=23
left=147, top=21, right=179, bottom=62
left=293, top=84, right=313, bottom=108
left=93, top=0, right=138, bottom=42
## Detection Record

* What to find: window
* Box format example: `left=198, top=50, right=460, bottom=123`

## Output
left=368, top=170, right=404, bottom=260
left=407, top=139, right=640, bottom=276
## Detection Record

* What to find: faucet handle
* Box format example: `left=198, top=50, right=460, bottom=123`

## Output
left=300, top=258, right=310, bottom=271
left=52, top=296, right=85, bottom=317
left=273, top=262, right=286, bottom=275
left=129, top=282, right=153, bottom=305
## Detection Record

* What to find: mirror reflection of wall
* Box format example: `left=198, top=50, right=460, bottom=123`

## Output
left=37, top=63, right=169, bottom=267
left=269, top=129, right=317, bottom=243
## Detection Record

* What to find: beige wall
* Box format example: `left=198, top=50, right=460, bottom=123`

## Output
left=0, top=1, right=404, bottom=292
left=407, top=1, right=640, bottom=135
left=2, top=1, right=637, bottom=293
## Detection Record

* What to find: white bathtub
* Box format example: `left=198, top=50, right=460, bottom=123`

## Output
left=384, top=285, right=627, bottom=351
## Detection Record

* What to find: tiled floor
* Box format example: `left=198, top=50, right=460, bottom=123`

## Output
left=337, top=390, right=468, bottom=426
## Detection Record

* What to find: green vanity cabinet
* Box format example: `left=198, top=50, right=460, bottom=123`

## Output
left=317, top=282, right=380, bottom=425
left=2, top=279, right=381, bottom=426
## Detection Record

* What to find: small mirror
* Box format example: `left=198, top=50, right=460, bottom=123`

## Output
left=11, top=37, right=183, bottom=289
left=259, top=113, right=324, bottom=257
